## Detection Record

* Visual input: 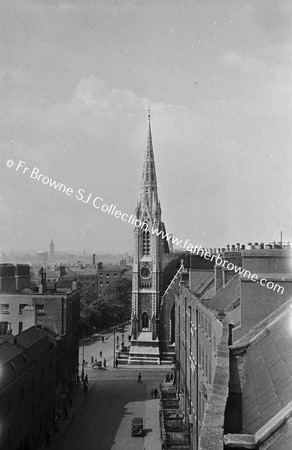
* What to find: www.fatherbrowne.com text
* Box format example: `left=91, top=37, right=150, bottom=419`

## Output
left=8, top=159, right=284, bottom=295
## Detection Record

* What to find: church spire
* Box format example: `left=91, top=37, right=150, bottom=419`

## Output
left=140, top=109, right=159, bottom=215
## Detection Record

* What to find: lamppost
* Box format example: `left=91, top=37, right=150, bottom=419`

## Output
left=81, top=331, right=85, bottom=381
left=113, top=327, right=116, bottom=368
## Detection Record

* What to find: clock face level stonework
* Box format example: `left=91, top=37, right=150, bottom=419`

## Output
left=140, top=266, right=151, bottom=279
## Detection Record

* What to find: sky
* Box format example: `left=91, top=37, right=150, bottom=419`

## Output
left=1, top=0, right=292, bottom=254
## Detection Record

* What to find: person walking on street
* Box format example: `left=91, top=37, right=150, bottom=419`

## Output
left=103, top=357, right=107, bottom=367
left=154, top=388, right=158, bottom=398
left=85, top=374, right=88, bottom=384
left=137, top=372, right=142, bottom=383
left=99, top=350, right=102, bottom=358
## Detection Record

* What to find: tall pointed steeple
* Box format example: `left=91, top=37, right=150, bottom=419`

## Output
left=140, top=109, right=159, bottom=217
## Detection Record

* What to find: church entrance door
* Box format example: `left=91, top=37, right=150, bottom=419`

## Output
left=141, top=312, right=149, bottom=330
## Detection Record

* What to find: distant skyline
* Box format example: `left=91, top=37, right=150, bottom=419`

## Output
left=1, top=0, right=292, bottom=253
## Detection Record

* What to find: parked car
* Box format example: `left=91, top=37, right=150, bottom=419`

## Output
left=131, top=417, right=144, bottom=437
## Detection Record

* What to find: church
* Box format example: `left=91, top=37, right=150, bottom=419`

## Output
left=128, top=112, right=182, bottom=365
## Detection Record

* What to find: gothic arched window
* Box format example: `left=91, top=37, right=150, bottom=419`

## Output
left=141, top=312, right=149, bottom=329
left=142, top=230, right=151, bottom=256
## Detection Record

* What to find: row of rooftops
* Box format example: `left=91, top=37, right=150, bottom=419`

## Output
left=0, top=326, right=56, bottom=391
left=197, top=241, right=292, bottom=255
left=172, top=259, right=292, bottom=448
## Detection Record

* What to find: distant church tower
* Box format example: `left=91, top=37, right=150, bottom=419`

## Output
left=49, top=238, right=54, bottom=258
left=129, top=111, right=167, bottom=364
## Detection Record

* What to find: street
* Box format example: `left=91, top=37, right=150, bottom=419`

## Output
left=79, top=323, right=132, bottom=368
left=48, top=328, right=171, bottom=450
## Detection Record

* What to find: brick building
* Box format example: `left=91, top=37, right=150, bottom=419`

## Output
left=0, top=326, right=57, bottom=450
left=0, top=264, right=80, bottom=395
left=97, top=266, right=122, bottom=298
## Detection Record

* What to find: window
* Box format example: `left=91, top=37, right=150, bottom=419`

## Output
left=142, top=230, right=151, bottom=256
left=208, top=360, right=212, bottom=385
left=100, top=282, right=103, bottom=286
left=0, top=322, right=8, bottom=335
left=19, top=304, right=28, bottom=314
left=106, top=273, right=109, bottom=278
left=106, top=281, right=109, bottom=285
left=198, top=391, right=201, bottom=422
left=198, top=343, right=201, bottom=366
left=18, top=322, right=23, bottom=333
left=1, top=304, right=9, bottom=314
left=205, top=354, right=208, bottom=378
left=36, top=304, right=45, bottom=314
left=114, top=273, right=117, bottom=278
left=100, top=273, right=103, bottom=278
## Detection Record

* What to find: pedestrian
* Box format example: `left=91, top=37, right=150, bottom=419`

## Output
left=137, top=372, right=142, bottom=383
left=165, top=374, right=170, bottom=383
left=103, top=357, right=107, bottom=367
left=154, top=388, right=158, bottom=398
left=102, top=336, right=104, bottom=343
left=151, top=389, right=154, bottom=398
left=91, top=356, right=94, bottom=364
left=85, top=374, right=88, bottom=384
left=99, top=350, right=102, bottom=357
left=116, top=358, right=118, bottom=368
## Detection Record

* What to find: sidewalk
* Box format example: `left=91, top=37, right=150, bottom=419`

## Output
left=145, top=384, right=162, bottom=450
left=38, top=381, right=95, bottom=449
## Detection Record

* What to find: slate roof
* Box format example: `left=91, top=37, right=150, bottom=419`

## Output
left=231, top=299, right=292, bottom=438
left=195, top=272, right=214, bottom=296
left=265, top=416, right=292, bottom=450
left=201, top=285, right=216, bottom=301
left=0, top=326, right=54, bottom=391
left=203, top=276, right=240, bottom=312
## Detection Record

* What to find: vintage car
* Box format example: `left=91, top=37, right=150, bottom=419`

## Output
left=131, top=417, right=144, bottom=437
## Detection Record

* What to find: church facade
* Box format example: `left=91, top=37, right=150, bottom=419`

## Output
left=129, top=113, right=169, bottom=364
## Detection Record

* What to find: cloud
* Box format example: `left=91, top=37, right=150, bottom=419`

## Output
left=222, top=52, right=267, bottom=75
left=55, top=2, right=76, bottom=12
